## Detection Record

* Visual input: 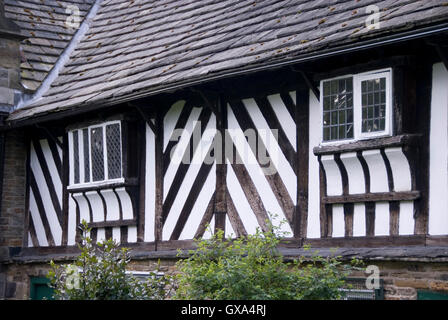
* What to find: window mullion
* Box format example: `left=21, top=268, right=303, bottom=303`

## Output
left=353, top=74, right=361, bottom=140
left=79, top=130, right=84, bottom=184
left=119, top=122, right=123, bottom=179
left=68, top=131, right=74, bottom=185
left=89, top=126, right=93, bottom=183
left=386, top=72, right=393, bottom=136
left=103, top=124, right=108, bottom=181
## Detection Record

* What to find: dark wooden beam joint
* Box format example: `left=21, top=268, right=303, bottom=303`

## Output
left=426, top=38, right=448, bottom=71
left=435, top=45, right=448, bottom=71
left=191, top=88, right=220, bottom=116
left=130, top=103, right=156, bottom=133
left=290, top=67, right=320, bottom=101
left=34, top=124, right=63, bottom=149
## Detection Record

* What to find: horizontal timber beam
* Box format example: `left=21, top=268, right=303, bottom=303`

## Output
left=87, top=219, right=137, bottom=229
left=313, top=134, right=421, bottom=156
left=322, top=191, right=421, bottom=204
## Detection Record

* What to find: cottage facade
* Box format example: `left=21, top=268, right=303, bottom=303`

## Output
left=1, top=0, right=448, bottom=299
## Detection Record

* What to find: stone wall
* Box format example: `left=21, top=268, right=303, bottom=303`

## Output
left=0, top=257, right=179, bottom=299
left=342, top=260, right=448, bottom=300
left=0, top=129, right=27, bottom=249
left=1, top=255, right=448, bottom=300
left=380, top=261, right=448, bottom=300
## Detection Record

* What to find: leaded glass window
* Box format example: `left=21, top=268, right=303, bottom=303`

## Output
left=361, top=77, right=386, bottom=133
left=83, top=128, right=90, bottom=183
left=90, top=126, right=104, bottom=182
left=72, top=131, right=80, bottom=184
left=322, top=77, right=353, bottom=142
left=320, top=68, right=391, bottom=143
left=69, top=121, right=123, bottom=186
left=106, top=123, right=122, bottom=180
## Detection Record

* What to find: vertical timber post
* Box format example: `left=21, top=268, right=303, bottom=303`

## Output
left=295, top=88, right=309, bottom=240
left=214, top=95, right=227, bottom=235
left=61, top=133, right=69, bottom=246
left=154, top=111, right=164, bottom=248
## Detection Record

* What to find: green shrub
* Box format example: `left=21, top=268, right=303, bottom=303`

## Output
left=174, top=220, right=362, bottom=300
left=47, top=221, right=173, bottom=300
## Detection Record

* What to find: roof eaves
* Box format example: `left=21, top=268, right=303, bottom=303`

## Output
left=6, top=20, right=448, bottom=129
left=15, top=0, right=104, bottom=111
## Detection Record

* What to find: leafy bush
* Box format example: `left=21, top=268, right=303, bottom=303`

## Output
left=174, top=221, right=361, bottom=300
left=47, top=221, right=173, bottom=300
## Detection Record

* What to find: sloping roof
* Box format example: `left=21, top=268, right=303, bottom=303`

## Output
left=8, top=0, right=448, bottom=122
left=4, top=0, right=95, bottom=92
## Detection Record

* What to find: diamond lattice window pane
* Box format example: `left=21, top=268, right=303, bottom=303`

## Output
left=83, top=128, right=90, bottom=183
left=106, top=123, right=122, bottom=180
left=72, top=131, right=80, bottom=184
left=90, top=127, right=104, bottom=182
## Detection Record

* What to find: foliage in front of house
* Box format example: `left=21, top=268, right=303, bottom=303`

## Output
left=47, top=219, right=362, bottom=300
left=174, top=219, right=362, bottom=300
left=47, top=221, right=173, bottom=300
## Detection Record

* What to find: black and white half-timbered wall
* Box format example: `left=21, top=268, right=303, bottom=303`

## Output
left=15, top=53, right=448, bottom=250
left=2, top=0, right=448, bottom=300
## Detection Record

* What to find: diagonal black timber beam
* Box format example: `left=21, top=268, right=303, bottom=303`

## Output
left=435, top=44, right=448, bottom=72
left=290, top=67, right=320, bottom=101
left=425, top=36, right=448, bottom=71
left=191, top=88, right=220, bottom=116
left=130, top=103, right=156, bottom=133
left=300, top=70, right=320, bottom=101
left=35, top=124, right=63, bottom=149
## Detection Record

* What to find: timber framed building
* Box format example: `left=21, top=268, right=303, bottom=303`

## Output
left=1, top=0, right=448, bottom=300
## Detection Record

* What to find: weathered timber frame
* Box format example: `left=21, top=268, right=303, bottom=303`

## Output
left=17, top=38, right=448, bottom=256
left=311, top=55, right=432, bottom=241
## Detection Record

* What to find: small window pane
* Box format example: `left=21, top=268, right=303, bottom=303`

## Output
left=331, top=126, right=338, bottom=140
left=83, top=129, right=90, bottom=183
left=90, top=127, right=104, bottom=182
left=379, top=118, right=385, bottom=130
left=361, top=76, right=387, bottom=133
left=347, top=109, right=353, bottom=123
left=323, top=112, right=330, bottom=126
left=323, top=82, right=330, bottom=96
left=323, top=98, right=330, bottom=111
left=338, top=110, right=346, bottom=123
left=331, top=111, right=338, bottom=125
left=106, top=124, right=122, bottom=180
left=346, top=124, right=353, bottom=137
left=323, top=127, right=330, bottom=141
left=338, top=125, right=345, bottom=138
left=72, top=131, right=79, bottom=184
left=322, top=77, right=354, bottom=141
left=331, top=80, right=338, bottom=94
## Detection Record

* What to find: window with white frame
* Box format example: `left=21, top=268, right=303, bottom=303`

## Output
left=321, top=68, right=392, bottom=143
left=69, top=121, right=123, bottom=186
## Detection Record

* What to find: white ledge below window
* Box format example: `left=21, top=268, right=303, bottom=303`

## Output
left=313, top=134, right=421, bottom=156
left=67, top=178, right=126, bottom=191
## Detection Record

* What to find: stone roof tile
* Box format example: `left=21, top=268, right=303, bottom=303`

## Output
left=8, top=0, right=448, bottom=121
